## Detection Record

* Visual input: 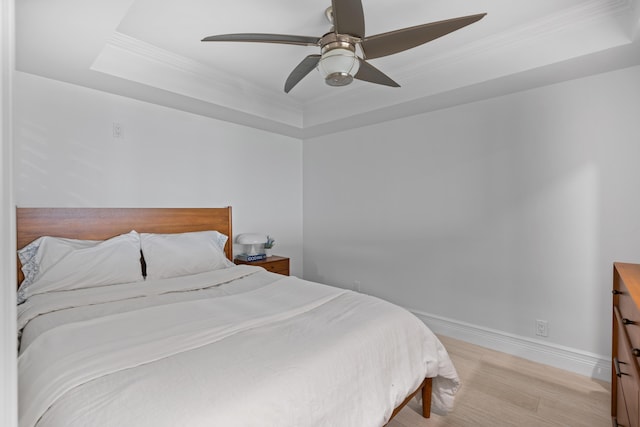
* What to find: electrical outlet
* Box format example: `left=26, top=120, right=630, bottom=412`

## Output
left=112, top=122, right=124, bottom=139
left=535, top=319, right=548, bottom=337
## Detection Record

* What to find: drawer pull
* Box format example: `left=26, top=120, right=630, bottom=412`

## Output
left=623, top=318, right=636, bottom=325
left=615, top=357, right=622, bottom=377
left=613, top=289, right=623, bottom=295
left=614, top=358, right=629, bottom=377
left=633, top=348, right=640, bottom=357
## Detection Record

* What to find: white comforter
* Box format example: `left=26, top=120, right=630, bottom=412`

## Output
left=18, top=265, right=459, bottom=427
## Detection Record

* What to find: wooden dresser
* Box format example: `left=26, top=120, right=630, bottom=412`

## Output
left=613, top=262, right=640, bottom=426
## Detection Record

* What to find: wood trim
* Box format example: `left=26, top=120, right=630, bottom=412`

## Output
left=421, top=377, right=433, bottom=418
left=16, top=207, right=232, bottom=287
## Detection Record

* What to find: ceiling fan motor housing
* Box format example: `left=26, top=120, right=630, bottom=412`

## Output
left=319, top=33, right=360, bottom=86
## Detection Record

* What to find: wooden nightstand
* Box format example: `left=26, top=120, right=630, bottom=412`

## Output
left=234, top=255, right=290, bottom=276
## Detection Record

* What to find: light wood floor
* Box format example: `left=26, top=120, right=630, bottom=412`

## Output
left=388, top=335, right=611, bottom=427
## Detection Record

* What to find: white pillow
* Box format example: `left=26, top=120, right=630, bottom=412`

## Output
left=19, top=236, right=98, bottom=291
left=17, top=231, right=144, bottom=303
left=140, top=231, right=234, bottom=280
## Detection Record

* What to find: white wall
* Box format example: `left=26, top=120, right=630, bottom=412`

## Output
left=9, top=52, right=640, bottom=393
left=13, top=72, right=304, bottom=276
left=303, top=64, right=640, bottom=369
left=1, top=0, right=16, bottom=426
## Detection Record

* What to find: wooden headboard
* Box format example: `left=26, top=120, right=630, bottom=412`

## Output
left=16, top=207, right=233, bottom=287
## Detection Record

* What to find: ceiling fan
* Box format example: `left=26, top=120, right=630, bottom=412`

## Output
left=202, top=0, right=486, bottom=93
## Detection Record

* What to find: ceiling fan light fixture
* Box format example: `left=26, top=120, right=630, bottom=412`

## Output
left=319, top=47, right=360, bottom=87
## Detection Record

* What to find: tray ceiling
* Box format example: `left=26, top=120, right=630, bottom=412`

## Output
left=16, top=0, right=640, bottom=138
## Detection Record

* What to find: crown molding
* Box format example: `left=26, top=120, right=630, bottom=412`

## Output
left=301, top=0, right=635, bottom=128
left=94, top=32, right=304, bottom=129
left=400, top=0, right=632, bottom=79
left=84, top=0, right=636, bottom=135
left=305, top=0, right=632, bottom=110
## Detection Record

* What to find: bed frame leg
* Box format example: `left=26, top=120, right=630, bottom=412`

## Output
left=421, top=377, right=432, bottom=418
left=386, top=377, right=433, bottom=425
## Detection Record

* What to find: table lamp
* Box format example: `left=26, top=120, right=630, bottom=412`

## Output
left=236, top=233, right=268, bottom=256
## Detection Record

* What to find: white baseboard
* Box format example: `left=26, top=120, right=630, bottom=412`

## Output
left=409, top=308, right=611, bottom=382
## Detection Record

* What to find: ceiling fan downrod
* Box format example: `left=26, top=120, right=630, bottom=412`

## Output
left=324, top=6, right=334, bottom=25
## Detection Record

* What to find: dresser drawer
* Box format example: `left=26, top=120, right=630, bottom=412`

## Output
left=261, top=258, right=289, bottom=275
left=234, top=256, right=290, bottom=276
left=616, top=379, right=630, bottom=427
left=613, top=263, right=640, bottom=426
left=615, top=306, right=640, bottom=425
left=617, top=278, right=640, bottom=353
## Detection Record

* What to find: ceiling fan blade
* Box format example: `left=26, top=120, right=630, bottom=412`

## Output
left=360, top=13, right=486, bottom=59
left=331, top=0, right=365, bottom=38
left=354, top=59, right=400, bottom=87
left=285, top=54, right=321, bottom=93
left=202, top=33, right=320, bottom=47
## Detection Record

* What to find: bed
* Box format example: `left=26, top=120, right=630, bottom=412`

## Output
left=16, top=207, right=459, bottom=427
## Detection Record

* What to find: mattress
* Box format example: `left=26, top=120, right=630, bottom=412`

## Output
left=18, top=265, right=459, bottom=427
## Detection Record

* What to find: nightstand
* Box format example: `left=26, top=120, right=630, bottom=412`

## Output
left=234, top=255, right=290, bottom=276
